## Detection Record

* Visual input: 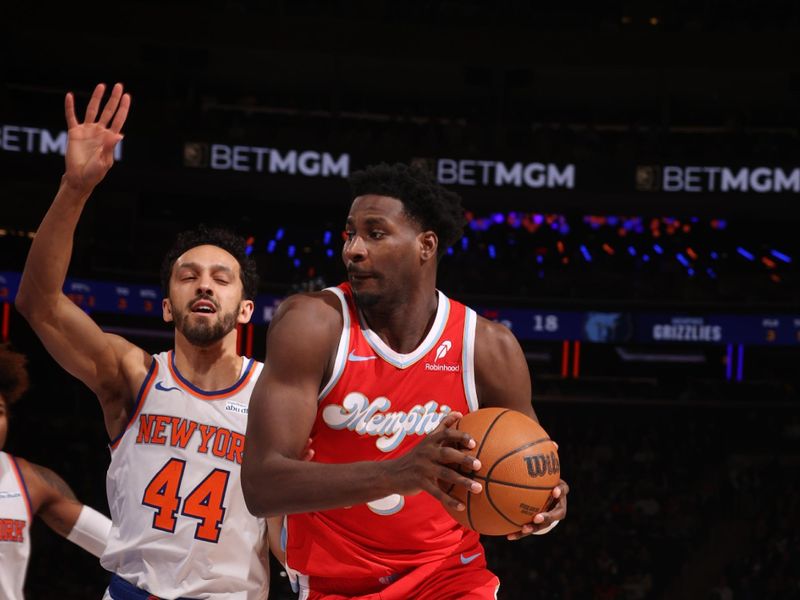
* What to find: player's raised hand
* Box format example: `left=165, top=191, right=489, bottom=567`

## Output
left=63, top=82, right=131, bottom=192
left=391, top=411, right=483, bottom=511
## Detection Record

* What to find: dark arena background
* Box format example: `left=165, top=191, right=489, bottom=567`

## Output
left=2, top=3, right=799, bottom=599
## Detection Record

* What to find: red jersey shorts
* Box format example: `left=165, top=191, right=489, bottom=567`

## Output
left=301, top=545, right=500, bottom=600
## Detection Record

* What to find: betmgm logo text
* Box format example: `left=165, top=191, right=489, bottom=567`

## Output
left=183, top=142, right=349, bottom=178
left=426, top=158, right=575, bottom=189
left=636, top=165, right=800, bottom=193
left=0, top=124, right=122, bottom=160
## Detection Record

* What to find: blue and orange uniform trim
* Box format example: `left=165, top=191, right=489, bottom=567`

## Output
left=166, top=351, right=257, bottom=400
left=109, top=360, right=159, bottom=451
left=7, top=454, right=32, bottom=522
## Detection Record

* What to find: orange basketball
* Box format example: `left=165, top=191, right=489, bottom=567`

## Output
left=442, top=407, right=560, bottom=536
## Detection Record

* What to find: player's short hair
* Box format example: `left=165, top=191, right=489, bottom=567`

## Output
left=159, top=224, right=259, bottom=300
left=0, top=344, right=30, bottom=405
left=348, top=162, right=467, bottom=258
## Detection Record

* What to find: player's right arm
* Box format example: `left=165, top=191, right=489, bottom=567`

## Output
left=15, top=83, right=149, bottom=438
left=241, top=292, right=481, bottom=519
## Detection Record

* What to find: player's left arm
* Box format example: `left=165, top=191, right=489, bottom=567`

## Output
left=474, top=317, right=569, bottom=540
left=17, top=458, right=111, bottom=557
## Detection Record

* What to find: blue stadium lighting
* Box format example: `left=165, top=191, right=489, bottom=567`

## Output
left=653, top=244, right=663, bottom=255
left=627, top=246, right=637, bottom=257
left=536, top=255, right=544, bottom=264
left=726, top=344, right=733, bottom=380
left=559, top=224, right=570, bottom=235
left=275, top=228, right=285, bottom=241
left=326, top=248, right=334, bottom=258
left=488, top=244, right=497, bottom=259
left=710, top=251, right=719, bottom=260
left=607, top=216, right=619, bottom=226
left=533, top=214, right=544, bottom=226
left=687, top=268, right=695, bottom=277
left=461, top=237, right=469, bottom=250
left=323, top=231, right=332, bottom=245
left=287, top=245, right=296, bottom=258
left=267, top=240, right=276, bottom=253
left=676, top=253, right=690, bottom=268
left=245, top=245, right=253, bottom=256
left=706, top=268, right=717, bottom=279
left=580, top=245, right=592, bottom=262
left=492, top=213, right=504, bottom=224
left=737, top=345, right=745, bottom=382
left=770, top=249, right=792, bottom=263
left=642, top=254, right=650, bottom=262
left=736, top=247, right=755, bottom=261
left=447, top=247, right=454, bottom=255
left=293, top=259, right=301, bottom=268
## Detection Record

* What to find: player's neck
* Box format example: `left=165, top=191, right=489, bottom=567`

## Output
left=172, top=334, right=243, bottom=391
left=360, top=287, right=439, bottom=354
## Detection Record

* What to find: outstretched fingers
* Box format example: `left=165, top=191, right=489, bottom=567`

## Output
left=64, top=92, right=78, bottom=129
left=83, top=83, right=106, bottom=123
left=110, top=92, right=131, bottom=134
left=98, top=83, right=124, bottom=128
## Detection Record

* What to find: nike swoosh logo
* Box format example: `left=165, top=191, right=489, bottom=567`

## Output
left=460, top=552, right=481, bottom=565
left=347, top=350, right=377, bottom=362
left=154, top=381, right=181, bottom=393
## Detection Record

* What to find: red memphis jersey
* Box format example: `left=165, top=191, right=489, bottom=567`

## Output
left=286, top=283, right=482, bottom=584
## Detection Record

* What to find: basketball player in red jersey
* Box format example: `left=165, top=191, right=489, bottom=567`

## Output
left=16, top=83, right=275, bottom=599
left=242, top=162, right=569, bottom=599
left=1, top=344, right=111, bottom=600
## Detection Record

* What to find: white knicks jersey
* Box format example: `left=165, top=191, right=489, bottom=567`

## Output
left=101, top=351, right=267, bottom=599
left=0, top=452, right=32, bottom=600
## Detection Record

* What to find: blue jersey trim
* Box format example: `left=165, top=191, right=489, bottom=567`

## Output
left=109, top=358, right=157, bottom=449
left=170, top=351, right=255, bottom=397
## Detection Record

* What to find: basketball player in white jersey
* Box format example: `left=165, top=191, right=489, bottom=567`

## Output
left=1, top=344, right=111, bottom=600
left=16, top=83, right=272, bottom=599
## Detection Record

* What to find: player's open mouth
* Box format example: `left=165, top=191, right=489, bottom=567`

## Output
left=190, top=300, right=217, bottom=313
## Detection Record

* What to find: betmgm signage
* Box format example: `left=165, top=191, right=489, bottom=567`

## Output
left=0, top=124, right=123, bottom=159
left=636, top=165, right=800, bottom=194
left=429, top=158, right=575, bottom=190
left=184, top=142, right=350, bottom=178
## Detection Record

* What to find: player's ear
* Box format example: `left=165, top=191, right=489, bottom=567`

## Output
left=162, top=298, right=174, bottom=323
left=238, top=299, right=255, bottom=324
left=419, top=230, right=438, bottom=262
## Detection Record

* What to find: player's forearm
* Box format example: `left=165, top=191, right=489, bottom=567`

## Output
left=16, top=177, right=92, bottom=315
left=242, top=455, right=398, bottom=518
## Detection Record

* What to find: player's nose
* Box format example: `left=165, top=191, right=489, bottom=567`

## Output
left=195, top=273, right=216, bottom=295
left=344, top=235, right=367, bottom=261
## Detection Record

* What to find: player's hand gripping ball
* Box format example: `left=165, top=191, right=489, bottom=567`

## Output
left=441, top=408, right=560, bottom=535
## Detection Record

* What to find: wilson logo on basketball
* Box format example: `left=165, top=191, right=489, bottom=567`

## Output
left=524, top=451, right=560, bottom=478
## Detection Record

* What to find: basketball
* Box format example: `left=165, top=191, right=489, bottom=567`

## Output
left=442, top=407, right=561, bottom=536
